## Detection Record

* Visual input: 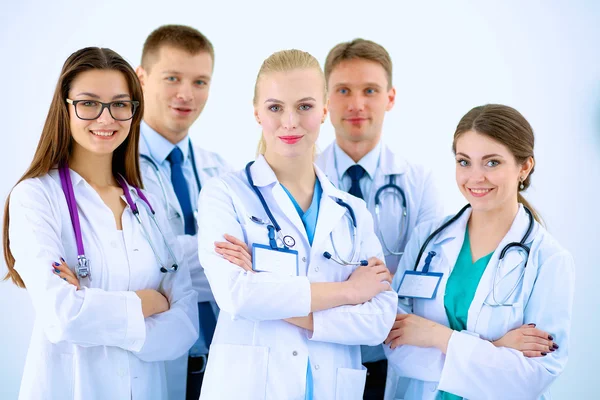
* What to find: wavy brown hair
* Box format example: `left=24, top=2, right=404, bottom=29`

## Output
left=3, top=47, right=144, bottom=288
left=453, top=104, right=543, bottom=224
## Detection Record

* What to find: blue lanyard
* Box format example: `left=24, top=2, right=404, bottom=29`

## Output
left=245, top=161, right=286, bottom=250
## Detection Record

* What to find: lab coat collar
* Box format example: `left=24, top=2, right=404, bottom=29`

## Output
left=311, top=166, right=352, bottom=253
left=248, top=155, right=279, bottom=187
left=431, top=204, right=535, bottom=247
left=378, top=142, right=408, bottom=176
left=466, top=205, right=538, bottom=330
left=333, top=141, right=381, bottom=180
left=249, top=154, right=350, bottom=201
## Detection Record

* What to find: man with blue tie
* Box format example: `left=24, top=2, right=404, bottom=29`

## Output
left=316, top=38, right=444, bottom=399
left=135, top=25, right=230, bottom=400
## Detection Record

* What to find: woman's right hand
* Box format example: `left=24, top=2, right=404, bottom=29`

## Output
left=135, top=289, right=170, bottom=318
left=344, top=257, right=392, bottom=305
left=492, top=323, right=558, bottom=357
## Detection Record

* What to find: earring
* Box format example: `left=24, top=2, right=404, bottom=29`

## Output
left=519, top=178, right=525, bottom=190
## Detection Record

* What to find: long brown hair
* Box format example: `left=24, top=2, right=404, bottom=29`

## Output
left=3, top=47, right=145, bottom=288
left=453, top=104, right=543, bottom=224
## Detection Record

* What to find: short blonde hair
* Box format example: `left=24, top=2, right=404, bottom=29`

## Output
left=254, top=49, right=325, bottom=155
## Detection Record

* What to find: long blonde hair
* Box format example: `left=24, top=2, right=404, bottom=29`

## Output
left=253, top=49, right=326, bottom=156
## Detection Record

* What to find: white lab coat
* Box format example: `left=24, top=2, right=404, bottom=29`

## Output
left=384, top=205, right=575, bottom=400
left=196, top=156, right=398, bottom=400
left=140, top=139, right=230, bottom=399
left=9, top=169, right=199, bottom=400
left=316, top=142, right=443, bottom=273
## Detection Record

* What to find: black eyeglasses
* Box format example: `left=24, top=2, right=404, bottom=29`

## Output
left=66, top=98, right=140, bottom=121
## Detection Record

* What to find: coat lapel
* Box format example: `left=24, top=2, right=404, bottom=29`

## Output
left=467, top=205, right=536, bottom=331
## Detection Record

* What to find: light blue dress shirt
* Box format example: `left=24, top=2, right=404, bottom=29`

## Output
left=140, top=121, right=200, bottom=209
left=332, top=141, right=382, bottom=198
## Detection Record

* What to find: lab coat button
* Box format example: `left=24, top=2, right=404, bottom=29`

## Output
left=430, top=383, right=437, bottom=392
left=302, top=257, right=307, bottom=262
left=314, top=267, right=319, bottom=272
left=314, top=364, right=320, bottom=370
left=292, top=351, right=298, bottom=356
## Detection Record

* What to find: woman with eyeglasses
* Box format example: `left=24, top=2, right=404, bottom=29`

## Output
left=3, top=47, right=198, bottom=400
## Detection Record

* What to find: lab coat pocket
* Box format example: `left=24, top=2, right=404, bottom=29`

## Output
left=335, top=366, right=367, bottom=400
left=200, top=344, right=269, bottom=400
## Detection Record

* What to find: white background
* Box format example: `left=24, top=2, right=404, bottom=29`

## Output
left=1, top=0, right=598, bottom=398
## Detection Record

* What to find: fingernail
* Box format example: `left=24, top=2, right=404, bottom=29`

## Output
left=541, top=352, right=548, bottom=356
left=62, top=278, right=67, bottom=281
left=549, top=348, right=555, bottom=352
left=54, top=262, right=60, bottom=266
left=553, top=343, right=559, bottom=349
left=54, top=268, right=60, bottom=273
left=60, top=257, right=65, bottom=262
left=548, top=335, right=553, bottom=341
left=528, top=323, right=536, bottom=327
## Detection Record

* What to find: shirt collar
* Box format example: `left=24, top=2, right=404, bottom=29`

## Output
left=334, top=140, right=382, bottom=180
left=141, top=120, right=191, bottom=164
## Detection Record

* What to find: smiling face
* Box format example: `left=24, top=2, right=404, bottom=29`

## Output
left=67, top=69, right=133, bottom=158
left=254, top=68, right=327, bottom=160
left=137, top=45, right=213, bottom=143
left=455, top=130, right=534, bottom=213
left=327, top=58, right=395, bottom=147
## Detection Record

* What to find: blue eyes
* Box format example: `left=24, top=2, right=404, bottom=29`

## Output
left=457, top=159, right=469, bottom=167
left=165, top=77, right=207, bottom=86
left=486, top=160, right=500, bottom=167
left=268, top=104, right=313, bottom=112
left=337, top=88, right=376, bottom=95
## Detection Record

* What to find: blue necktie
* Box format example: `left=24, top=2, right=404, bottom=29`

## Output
left=167, top=147, right=195, bottom=235
left=346, top=164, right=366, bottom=200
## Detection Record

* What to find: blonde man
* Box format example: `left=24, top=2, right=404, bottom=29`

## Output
left=316, top=38, right=443, bottom=399
left=136, top=25, right=230, bottom=400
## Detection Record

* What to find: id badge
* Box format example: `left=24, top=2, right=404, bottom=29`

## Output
left=397, top=271, right=443, bottom=299
left=252, top=244, right=299, bottom=277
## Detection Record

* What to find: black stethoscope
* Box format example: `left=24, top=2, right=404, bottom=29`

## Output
left=412, top=204, right=534, bottom=307
left=245, top=161, right=368, bottom=266
left=374, top=175, right=408, bottom=256
left=140, top=138, right=201, bottom=217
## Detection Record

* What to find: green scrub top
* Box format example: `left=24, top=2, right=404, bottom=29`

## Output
left=281, top=180, right=322, bottom=400
left=440, top=229, right=493, bottom=400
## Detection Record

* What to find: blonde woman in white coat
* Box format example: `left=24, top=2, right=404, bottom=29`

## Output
left=197, top=50, right=397, bottom=400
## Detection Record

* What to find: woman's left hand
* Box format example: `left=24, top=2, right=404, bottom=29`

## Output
left=384, top=313, right=453, bottom=353
left=52, top=258, right=81, bottom=290
left=215, top=234, right=254, bottom=272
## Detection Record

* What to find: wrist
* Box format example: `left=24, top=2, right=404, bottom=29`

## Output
left=433, top=324, right=453, bottom=354
left=340, top=281, right=357, bottom=305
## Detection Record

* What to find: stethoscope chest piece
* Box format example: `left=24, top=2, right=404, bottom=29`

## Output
left=283, top=235, right=296, bottom=248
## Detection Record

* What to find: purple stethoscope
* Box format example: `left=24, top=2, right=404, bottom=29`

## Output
left=58, top=164, right=179, bottom=280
